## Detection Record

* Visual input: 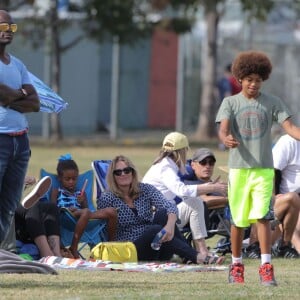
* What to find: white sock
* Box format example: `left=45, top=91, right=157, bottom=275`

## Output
left=232, top=256, right=243, bottom=264
left=261, top=254, right=271, bottom=265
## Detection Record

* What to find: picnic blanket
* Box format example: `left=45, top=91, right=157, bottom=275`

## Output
left=40, top=256, right=228, bottom=273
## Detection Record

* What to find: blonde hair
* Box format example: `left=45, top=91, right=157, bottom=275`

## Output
left=153, top=147, right=188, bottom=174
left=106, top=155, right=140, bottom=199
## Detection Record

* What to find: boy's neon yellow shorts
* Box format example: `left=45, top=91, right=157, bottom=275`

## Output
left=228, top=168, right=274, bottom=227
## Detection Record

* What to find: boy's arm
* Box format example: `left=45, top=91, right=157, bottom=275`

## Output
left=218, top=119, right=239, bottom=148
left=281, top=118, right=300, bottom=141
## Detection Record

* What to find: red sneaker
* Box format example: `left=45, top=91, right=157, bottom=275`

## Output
left=259, top=263, right=277, bottom=286
left=228, top=263, right=244, bottom=284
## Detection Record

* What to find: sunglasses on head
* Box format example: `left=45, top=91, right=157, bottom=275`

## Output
left=0, top=23, right=17, bottom=33
left=113, top=167, right=133, bottom=176
left=198, top=158, right=215, bottom=166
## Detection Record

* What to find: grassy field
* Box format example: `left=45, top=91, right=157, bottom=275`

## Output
left=26, top=145, right=230, bottom=181
left=1, top=258, right=299, bottom=299
left=1, top=145, right=299, bottom=299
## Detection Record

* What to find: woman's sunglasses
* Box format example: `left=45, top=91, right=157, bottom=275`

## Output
left=0, top=23, right=18, bottom=33
left=198, top=158, right=215, bottom=166
left=113, top=167, right=133, bottom=176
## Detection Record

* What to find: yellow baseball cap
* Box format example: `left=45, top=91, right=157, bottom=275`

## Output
left=162, top=132, right=189, bottom=151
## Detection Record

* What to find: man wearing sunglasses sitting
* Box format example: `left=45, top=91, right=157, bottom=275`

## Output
left=187, top=148, right=228, bottom=208
left=0, top=10, right=40, bottom=247
left=182, top=149, right=229, bottom=239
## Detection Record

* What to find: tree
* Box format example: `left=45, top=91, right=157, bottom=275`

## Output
left=83, top=0, right=195, bottom=44
left=195, top=0, right=275, bottom=140
left=145, top=0, right=276, bottom=140
left=83, top=0, right=278, bottom=140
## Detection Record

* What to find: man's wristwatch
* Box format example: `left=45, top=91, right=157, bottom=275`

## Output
left=20, top=88, right=28, bottom=97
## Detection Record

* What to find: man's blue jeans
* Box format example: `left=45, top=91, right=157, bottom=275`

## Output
left=0, top=134, right=30, bottom=243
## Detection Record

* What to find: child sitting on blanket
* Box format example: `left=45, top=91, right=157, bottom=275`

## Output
left=51, top=154, right=117, bottom=258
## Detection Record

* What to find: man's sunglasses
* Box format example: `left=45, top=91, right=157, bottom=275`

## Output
left=198, top=158, right=215, bottom=166
left=0, top=23, right=18, bottom=33
left=113, top=167, right=133, bottom=176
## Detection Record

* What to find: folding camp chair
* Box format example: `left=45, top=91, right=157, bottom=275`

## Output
left=40, top=168, right=107, bottom=257
left=91, top=159, right=112, bottom=199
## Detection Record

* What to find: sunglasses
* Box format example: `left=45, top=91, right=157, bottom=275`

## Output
left=0, top=23, right=17, bottom=33
left=113, top=167, right=133, bottom=176
left=198, top=158, right=215, bottom=166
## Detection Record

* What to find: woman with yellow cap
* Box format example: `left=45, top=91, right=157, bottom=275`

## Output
left=143, top=132, right=227, bottom=264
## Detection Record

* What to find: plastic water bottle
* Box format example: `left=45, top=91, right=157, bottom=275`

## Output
left=151, top=229, right=166, bottom=250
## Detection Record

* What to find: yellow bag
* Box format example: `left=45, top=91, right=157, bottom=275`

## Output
left=90, top=242, right=137, bottom=263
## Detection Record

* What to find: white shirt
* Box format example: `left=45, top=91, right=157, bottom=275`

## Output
left=272, top=134, right=300, bottom=194
left=142, top=157, right=197, bottom=203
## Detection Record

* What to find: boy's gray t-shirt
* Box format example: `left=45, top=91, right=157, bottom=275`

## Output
left=215, top=92, right=291, bottom=168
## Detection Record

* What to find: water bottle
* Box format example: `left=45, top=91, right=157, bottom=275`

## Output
left=151, top=229, right=166, bottom=250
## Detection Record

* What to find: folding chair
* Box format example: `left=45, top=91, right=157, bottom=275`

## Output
left=40, top=168, right=107, bottom=257
left=91, top=159, right=112, bottom=199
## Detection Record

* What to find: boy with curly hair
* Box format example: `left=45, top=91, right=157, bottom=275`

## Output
left=216, top=50, right=300, bottom=286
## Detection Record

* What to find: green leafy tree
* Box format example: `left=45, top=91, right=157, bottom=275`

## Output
left=83, top=0, right=196, bottom=44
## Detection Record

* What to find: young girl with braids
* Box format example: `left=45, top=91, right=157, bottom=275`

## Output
left=51, top=154, right=117, bottom=258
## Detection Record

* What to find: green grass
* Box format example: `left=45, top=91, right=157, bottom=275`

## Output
left=1, top=258, right=300, bottom=299
left=27, top=145, right=229, bottom=181
left=2, top=145, right=299, bottom=299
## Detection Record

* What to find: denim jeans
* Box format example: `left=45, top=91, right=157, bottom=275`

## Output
left=0, top=134, right=30, bottom=243
left=133, top=209, right=198, bottom=262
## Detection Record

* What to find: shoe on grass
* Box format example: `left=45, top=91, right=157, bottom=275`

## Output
left=243, top=241, right=261, bottom=259
left=228, top=263, right=244, bottom=284
left=259, top=263, right=277, bottom=286
left=21, top=176, right=52, bottom=209
left=272, top=240, right=299, bottom=258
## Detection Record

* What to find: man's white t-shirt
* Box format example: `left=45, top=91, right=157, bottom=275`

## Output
left=272, top=134, right=300, bottom=194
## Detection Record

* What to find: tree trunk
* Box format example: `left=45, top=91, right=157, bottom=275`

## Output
left=49, top=0, right=63, bottom=141
left=195, top=7, right=219, bottom=140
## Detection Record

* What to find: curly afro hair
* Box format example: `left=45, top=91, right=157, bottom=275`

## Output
left=231, top=50, right=272, bottom=81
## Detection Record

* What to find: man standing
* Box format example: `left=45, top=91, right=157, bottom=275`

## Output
left=0, top=10, right=40, bottom=245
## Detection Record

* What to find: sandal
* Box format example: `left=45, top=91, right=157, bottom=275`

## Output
left=68, top=247, right=81, bottom=259
left=60, top=247, right=75, bottom=259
